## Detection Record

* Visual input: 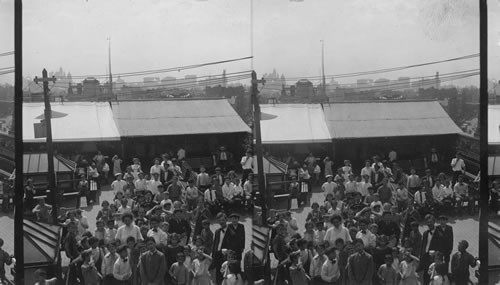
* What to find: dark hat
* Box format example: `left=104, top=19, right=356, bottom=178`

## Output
left=437, top=215, right=448, bottom=221
left=229, top=213, right=240, bottom=219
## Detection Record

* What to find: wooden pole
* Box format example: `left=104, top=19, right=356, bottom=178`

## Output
left=252, top=71, right=267, bottom=223
left=35, top=69, right=58, bottom=223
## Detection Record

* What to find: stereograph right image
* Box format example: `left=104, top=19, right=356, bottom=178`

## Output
left=249, top=1, right=481, bottom=285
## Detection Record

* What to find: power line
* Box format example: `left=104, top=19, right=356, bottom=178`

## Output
left=267, top=53, right=478, bottom=82
left=260, top=69, right=478, bottom=90
left=48, top=73, right=251, bottom=98
left=0, top=66, right=14, bottom=71
left=55, top=70, right=252, bottom=87
left=259, top=70, right=479, bottom=93
left=48, top=71, right=252, bottom=89
left=113, top=74, right=251, bottom=95
left=68, top=56, right=253, bottom=79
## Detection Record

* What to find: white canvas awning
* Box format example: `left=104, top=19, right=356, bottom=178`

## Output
left=23, top=102, right=120, bottom=143
left=260, top=104, right=331, bottom=144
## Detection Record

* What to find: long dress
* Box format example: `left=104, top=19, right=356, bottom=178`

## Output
left=324, top=160, right=333, bottom=177
left=193, top=258, right=212, bottom=285
left=113, top=157, right=122, bottom=176
left=131, top=163, right=142, bottom=180
left=399, top=260, right=419, bottom=285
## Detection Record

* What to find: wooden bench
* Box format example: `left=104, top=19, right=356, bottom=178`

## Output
left=33, top=191, right=80, bottom=200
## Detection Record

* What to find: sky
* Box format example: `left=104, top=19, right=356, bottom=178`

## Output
left=0, top=0, right=495, bottom=87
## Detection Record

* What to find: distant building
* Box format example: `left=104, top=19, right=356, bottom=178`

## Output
left=198, top=76, right=220, bottom=88
left=356, top=79, right=372, bottom=91
left=82, top=77, right=101, bottom=98
left=374, top=78, right=390, bottom=90
left=397, top=77, right=411, bottom=90
left=114, top=76, right=125, bottom=89
left=184, top=75, right=197, bottom=86
left=161, top=76, right=177, bottom=89
left=295, top=79, right=314, bottom=98
left=143, top=77, right=160, bottom=89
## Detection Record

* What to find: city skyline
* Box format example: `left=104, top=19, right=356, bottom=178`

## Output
left=0, top=0, right=489, bottom=86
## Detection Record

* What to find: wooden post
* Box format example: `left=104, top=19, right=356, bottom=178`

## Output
left=251, top=71, right=268, bottom=223
left=34, top=69, right=58, bottom=223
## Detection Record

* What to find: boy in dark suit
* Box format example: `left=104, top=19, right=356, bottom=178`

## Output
left=211, top=212, right=230, bottom=285
left=418, top=214, right=447, bottom=285
left=226, top=213, right=245, bottom=262
left=436, top=215, right=454, bottom=269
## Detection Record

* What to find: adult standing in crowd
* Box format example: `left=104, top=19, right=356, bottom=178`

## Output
left=150, top=158, right=162, bottom=177
left=436, top=215, right=454, bottom=269
left=93, top=150, right=106, bottom=176
left=217, top=146, right=231, bottom=172
left=419, top=214, right=445, bottom=285
left=212, top=213, right=230, bottom=285
left=450, top=152, right=466, bottom=186
left=323, top=156, right=334, bottom=179
left=226, top=213, right=245, bottom=262
left=426, top=147, right=440, bottom=175
left=347, top=238, right=374, bottom=285
left=112, top=154, right=123, bottom=177
left=240, top=150, right=253, bottom=185
left=177, top=146, right=186, bottom=161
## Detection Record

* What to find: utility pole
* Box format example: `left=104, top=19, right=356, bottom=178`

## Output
left=250, top=0, right=254, bottom=70
left=321, top=40, right=326, bottom=97
left=34, top=69, right=58, bottom=223
left=108, top=38, right=113, bottom=97
left=251, top=71, right=267, bottom=223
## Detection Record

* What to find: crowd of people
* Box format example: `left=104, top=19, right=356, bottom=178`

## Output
left=270, top=151, right=479, bottom=285
left=26, top=148, right=256, bottom=285
left=22, top=146, right=481, bottom=285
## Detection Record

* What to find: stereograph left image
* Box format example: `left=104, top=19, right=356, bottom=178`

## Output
left=18, top=1, right=255, bottom=285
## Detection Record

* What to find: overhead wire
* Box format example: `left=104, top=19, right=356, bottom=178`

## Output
left=259, top=70, right=479, bottom=93
left=50, top=71, right=251, bottom=88
left=68, top=56, right=253, bottom=79
left=114, top=74, right=251, bottom=95
left=48, top=70, right=253, bottom=89
left=265, top=53, right=478, bottom=81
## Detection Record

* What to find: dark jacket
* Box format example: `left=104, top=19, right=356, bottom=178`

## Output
left=225, top=223, right=245, bottom=255
left=437, top=225, right=454, bottom=255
